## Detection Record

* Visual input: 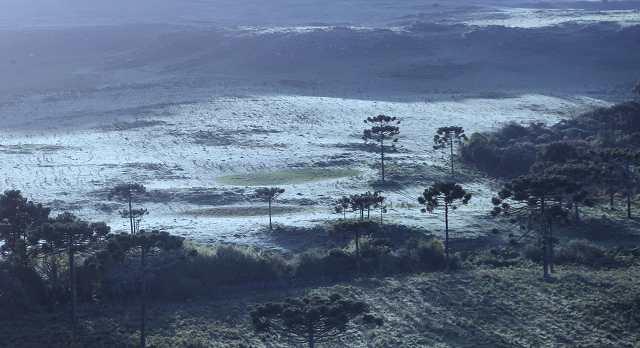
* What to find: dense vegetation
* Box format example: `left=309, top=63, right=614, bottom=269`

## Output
left=461, top=100, right=640, bottom=178
left=2, top=98, right=640, bottom=347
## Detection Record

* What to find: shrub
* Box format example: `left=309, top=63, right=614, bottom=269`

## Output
left=290, top=247, right=357, bottom=278
left=523, top=243, right=544, bottom=263
left=555, top=239, right=607, bottom=265
left=291, top=248, right=328, bottom=278
left=0, top=262, right=47, bottom=314
left=396, top=237, right=450, bottom=271
left=473, top=247, right=520, bottom=267
left=498, top=142, right=537, bottom=177
left=148, top=241, right=292, bottom=301
left=501, top=123, right=530, bottom=141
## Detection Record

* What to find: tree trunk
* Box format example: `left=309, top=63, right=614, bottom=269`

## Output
left=355, top=229, right=361, bottom=275
left=549, top=224, right=555, bottom=274
left=450, top=138, right=455, bottom=180
left=69, top=248, right=77, bottom=337
left=140, top=246, right=147, bottom=348
left=379, top=248, right=384, bottom=273
left=445, top=202, right=450, bottom=273
left=541, top=194, right=550, bottom=280
left=268, top=197, right=272, bottom=229
left=308, top=322, right=315, bottom=348
left=51, top=259, right=58, bottom=289
left=380, top=135, right=385, bottom=183
left=128, top=193, right=134, bottom=234
left=627, top=159, right=632, bottom=218
left=609, top=167, right=615, bottom=210
left=574, top=202, right=580, bottom=225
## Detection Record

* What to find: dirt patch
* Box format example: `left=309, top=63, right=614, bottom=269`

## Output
left=182, top=205, right=302, bottom=217
left=148, top=187, right=247, bottom=205
left=98, top=120, right=166, bottom=131
left=216, top=168, right=363, bottom=186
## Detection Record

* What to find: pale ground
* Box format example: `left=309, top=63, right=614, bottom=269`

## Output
left=0, top=0, right=639, bottom=253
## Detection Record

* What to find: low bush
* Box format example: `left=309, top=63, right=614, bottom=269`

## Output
left=523, top=243, right=544, bottom=263
left=555, top=239, right=608, bottom=266
left=393, top=237, right=451, bottom=271
left=0, top=262, right=47, bottom=315
left=149, top=241, right=292, bottom=301
left=472, top=247, right=520, bottom=267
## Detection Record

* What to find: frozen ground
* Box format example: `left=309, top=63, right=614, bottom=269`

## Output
left=1, top=0, right=639, bottom=254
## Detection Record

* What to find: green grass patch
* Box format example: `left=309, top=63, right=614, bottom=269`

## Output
left=215, top=168, right=362, bottom=186
left=182, top=205, right=302, bottom=217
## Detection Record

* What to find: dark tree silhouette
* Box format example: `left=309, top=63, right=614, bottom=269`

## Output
left=363, top=115, right=400, bottom=183
left=633, top=76, right=640, bottom=98
left=253, top=187, right=285, bottom=229
left=328, top=220, right=379, bottom=275
left=30, top=213, right=110, bottom=337
left=491, top=174, right=579, bottom=280
left=107, top=184, right=147, bottom=234
left=250, top=293, right=383, bottom=348
left=418, top=180, right=471, bottom=272
left=433, top=126, right=468, bottom=179
left=0, top=189, right=51, bottom=264
left=105, top=230, right=188, bottom=348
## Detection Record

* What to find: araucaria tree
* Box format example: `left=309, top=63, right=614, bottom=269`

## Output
left=363, top=114, right=400, bottom=183
left=105, top=230, right=187, bottom=348
left=250, top=293, right=383, bottom=348
left=107, top=184, right=147, bottom=234
left=253, top=187, right=285, bottom=229
left=433, top=126, right=468, bottom=179
left=329, top=219, right=379, bottom=275
left=30, top=213, right=110, bottom=337
left=418, top=180, right=471, bottom=272
left=491, top=174, right=579, bottom=280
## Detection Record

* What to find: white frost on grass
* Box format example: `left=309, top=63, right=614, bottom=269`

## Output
left=0, top=90, right=611, bottom=252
